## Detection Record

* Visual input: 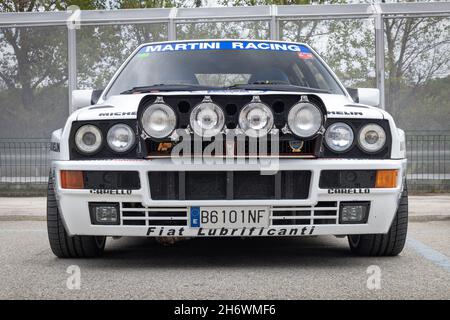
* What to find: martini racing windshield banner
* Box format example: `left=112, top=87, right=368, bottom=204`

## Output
left=139, top=41, right=311, bottom=53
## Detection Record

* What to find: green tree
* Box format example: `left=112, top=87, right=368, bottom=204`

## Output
left=0, top=0, right=194, bottom=137
left=0, top=0, right=111, bottom=138
left=384, top=17, right=450, bottom=122
left=0, top=0, right=108, bottom=11
left=0, top=0, right=109, bottom=109
left=118, top=0, right=177, bottom=8
left=220, top=0, right=375, bottom=88
left=280, top=19, right=376, bottom=88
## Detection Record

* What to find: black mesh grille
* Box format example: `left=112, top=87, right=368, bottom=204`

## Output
left=186, top=172, right=227, bottom=200
left=148, top=171, right=311, bottom=200
left=148, top=172, right=179, bottom=200
left=84, top=171, right=140, bottom=189
left=234, top=171, right=276, bottom=199
left=319, top=170, right=376, bottom=189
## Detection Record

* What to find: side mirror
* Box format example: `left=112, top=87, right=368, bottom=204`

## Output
left=346, top=87, right=380, bottom=107
left=71, top=89, right=104, bottom=112
left=357, top=88, right=380, bottom=107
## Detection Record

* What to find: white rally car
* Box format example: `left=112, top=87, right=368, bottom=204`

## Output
left=48, top=40, right=408, bottom=258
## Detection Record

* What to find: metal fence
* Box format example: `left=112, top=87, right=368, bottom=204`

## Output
left=406, top=132, right=450, bottom=193
left=1, top=134, right=449, bottom=193
left=0, top=139, right=50, bottom=185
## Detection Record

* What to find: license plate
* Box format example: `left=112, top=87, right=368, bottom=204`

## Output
left=190, top=207, right=269, bottom=229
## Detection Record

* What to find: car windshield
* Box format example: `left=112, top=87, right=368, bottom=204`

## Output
left=105, top=41, right=345, bottom=98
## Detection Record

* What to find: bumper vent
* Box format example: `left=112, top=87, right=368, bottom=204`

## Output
left=148, top=171, right=311, bottom=200
left=121, top=202, right=188, bottom=226
left=271, top=201, right=338, bottom=226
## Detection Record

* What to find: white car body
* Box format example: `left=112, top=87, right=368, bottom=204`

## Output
left=49, top=40, right=407, bottom=239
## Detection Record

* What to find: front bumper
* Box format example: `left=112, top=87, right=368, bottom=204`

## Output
left=52, top=158, right=407, bottom=237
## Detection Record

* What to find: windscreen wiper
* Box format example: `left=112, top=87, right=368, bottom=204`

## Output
left=120, top=83, right=218, bottom=94
left=225, top=82, right=331, bottom=94
left=249, top=80, right=290, bottom=85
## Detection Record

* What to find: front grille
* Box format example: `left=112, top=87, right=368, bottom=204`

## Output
left=121, top=202, right=188, bottom=226
left=186, top=172, right=227, bottom=200
left=148, top=171, right=311, bottom=200
left=271, top=201, right=338, bottom=226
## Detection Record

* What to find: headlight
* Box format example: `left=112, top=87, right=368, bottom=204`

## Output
left=358, top=124, right=386, bottom=153
left=287, top=102, right=323, bottom=138
left=141, top=102, right=176, bottom=138
left=107, top=124, right=136, bottom=153
left=190, top=102, right=225, bottom=137
left=239, top=101, right=274, bottom=137
left=325, top=122, right=354, bottom=152
left=75, top=125, right=103, bottom=154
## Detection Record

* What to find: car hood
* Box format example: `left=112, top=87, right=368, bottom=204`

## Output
left=75, top=91, right=385, bottom=121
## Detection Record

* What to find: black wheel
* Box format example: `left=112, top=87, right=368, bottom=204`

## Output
left=348, top=185, right=408, bottom=256
left=47, top=172, right=106, bottom=258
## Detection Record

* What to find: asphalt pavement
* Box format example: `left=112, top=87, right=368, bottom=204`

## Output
left=0, top=220, right=449, bottom=299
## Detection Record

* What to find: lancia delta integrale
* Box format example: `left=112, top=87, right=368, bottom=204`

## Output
left=47, top=40, right=408, bottom=258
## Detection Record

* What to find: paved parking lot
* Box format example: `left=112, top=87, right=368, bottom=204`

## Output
left=0, top=220, right=449, bottom=299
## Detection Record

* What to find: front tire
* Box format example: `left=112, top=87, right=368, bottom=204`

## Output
left=348, top=186, right=408, bottom=256
left=47, top=172, right=106, bottom=258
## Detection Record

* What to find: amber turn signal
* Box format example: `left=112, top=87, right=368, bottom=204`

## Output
left=375, top=170, right=398, bottom=188
left=60, top=170, right=84, bottom=189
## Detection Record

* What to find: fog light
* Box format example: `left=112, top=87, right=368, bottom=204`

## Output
left=339, top=202, right=370, bottom=224
left=89, top=203, right=120, bottom=225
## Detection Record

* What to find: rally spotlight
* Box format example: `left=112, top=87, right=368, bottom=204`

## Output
left=238, top=97, right=274, bottom=138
